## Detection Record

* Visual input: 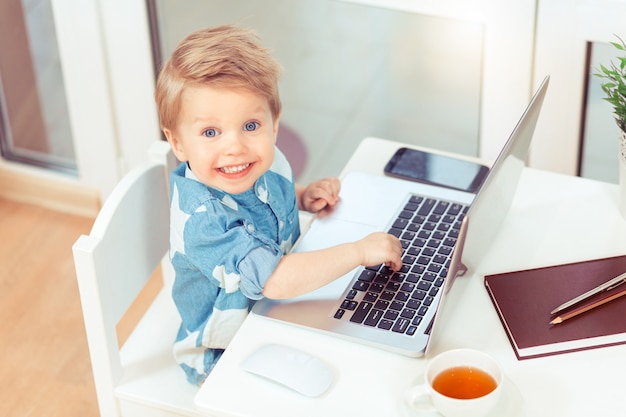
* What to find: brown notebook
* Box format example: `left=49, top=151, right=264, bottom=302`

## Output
left=484, top=254, right=626, bottom=359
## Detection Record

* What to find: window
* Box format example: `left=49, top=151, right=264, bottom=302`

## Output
left=0, top=0, right=75, bottom=173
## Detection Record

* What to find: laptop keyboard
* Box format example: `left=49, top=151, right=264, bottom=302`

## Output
left=333, top=194, right=469, bottom=336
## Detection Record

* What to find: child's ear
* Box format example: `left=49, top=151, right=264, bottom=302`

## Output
left=163, top=128, right=187, bottom=162
left=272, top=113, right=281, bottom=138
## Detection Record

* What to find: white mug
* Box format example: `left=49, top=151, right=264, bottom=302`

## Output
left=406, top=349, right=504, bottom=417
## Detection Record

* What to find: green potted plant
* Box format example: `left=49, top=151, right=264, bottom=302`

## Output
left=595, top=35, right=626, bottom=133
left=595, top=34, right=626, bottom=218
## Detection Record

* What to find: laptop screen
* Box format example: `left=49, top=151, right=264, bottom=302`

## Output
left=461, top=76, right=549, bottom=275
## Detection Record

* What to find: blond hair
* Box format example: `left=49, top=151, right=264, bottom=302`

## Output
left=155, top=24, right=282, bottom=131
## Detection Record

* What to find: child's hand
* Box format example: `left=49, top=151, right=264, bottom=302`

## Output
left=299, top=177, right=340, bottom=216
left=356, top=232, right=403, bottom=271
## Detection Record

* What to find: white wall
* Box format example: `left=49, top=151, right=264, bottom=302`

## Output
left=339, top=0, right=537, bottom=163
left=50, top=0, right=538, bottom=200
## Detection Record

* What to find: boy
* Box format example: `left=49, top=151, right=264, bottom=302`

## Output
left=155, top=24, right=402, bottom=385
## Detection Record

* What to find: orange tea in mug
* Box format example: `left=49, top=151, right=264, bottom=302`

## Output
left=407, top=349, right=504, bottom=417
left=432, top=366, right=498, bottom=399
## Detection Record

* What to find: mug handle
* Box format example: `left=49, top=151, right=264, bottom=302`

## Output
left=406, top=384, right=437, bottom=413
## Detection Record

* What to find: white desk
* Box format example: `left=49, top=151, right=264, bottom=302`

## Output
left=197, top=137, right=626, bottom=416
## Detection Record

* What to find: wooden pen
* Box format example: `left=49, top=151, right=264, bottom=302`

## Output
left=550, top=287, right=626, bottom=324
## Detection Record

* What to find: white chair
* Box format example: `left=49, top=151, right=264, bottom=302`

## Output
left=72, top=141, right=204, bottom=417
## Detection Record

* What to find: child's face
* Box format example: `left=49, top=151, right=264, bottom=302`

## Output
left=164, top=85, right=279, bottom=194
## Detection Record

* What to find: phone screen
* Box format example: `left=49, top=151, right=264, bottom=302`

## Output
left=384, top=148, right=489, bottom=193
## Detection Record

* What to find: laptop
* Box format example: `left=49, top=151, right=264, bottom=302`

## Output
left=252, top=76, right=549, bottom=357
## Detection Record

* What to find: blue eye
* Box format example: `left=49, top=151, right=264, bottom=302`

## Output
left=244, top=121, right=259, bottom=131
left=203, top=128, right=218, bottom=138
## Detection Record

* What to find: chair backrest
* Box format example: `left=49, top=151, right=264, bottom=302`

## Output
left=72, top=141, right=176, bottom=417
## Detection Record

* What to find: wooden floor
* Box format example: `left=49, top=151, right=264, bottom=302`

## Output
left=0, top=197, right=99, bottom=417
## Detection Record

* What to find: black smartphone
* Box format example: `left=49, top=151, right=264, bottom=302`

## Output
left=383, top=147, right=489, bottom=193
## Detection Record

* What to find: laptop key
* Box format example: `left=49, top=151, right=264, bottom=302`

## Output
left=390, top=300, right=404, bottom=311
left=406, top=273, right=420, bottom=283
left=434, top=201, right=449, bottom=215
left=392, top=318, right=410, bottom=333
left=409, top=195, right=424, bottom=205
left=402, top=254, right=417, bottom=265
left=418, top=199, right=436, bottom=216
left=364, top=309, right=384, bottom=327
left=442, top=215, right=456, bottom=223
left=412, top=290, right=426, bottom=300
left=423, top=272, right=437, bottom=282
left=411, top=215, right=426, bottom=225
left=401, top=308, right=416, bottom=319
left=438, top=246, right=452, bottom=256
left=417, top=281, right=431, bottom=291
left=407, top=247, right=420, bottom=256
left=434, top=255, right=447, bottom=264
left=392, top=218, right=409, bottom=229
left=443, top=237, right=457, bottom=247
left=448, top=204, right=463, bottom=215
left=411, top=265, right=425, bottom=275
left=379, top=266, right=394, bottom=275
left=364, top=292, right=378, bottom=302
left=427, top=239, right=441, bottom=248
left=359, top=269, right=377, bottom=282
left=391, top=272, right=406, bottom=282
left=378, top=319, right=393, bottom=330
left=353, top=280, right=369, bottom=291
left=374, top=275, right=389, bottom=284
left=350, top=302, right=372, bottom=323
left=384, top=310, right=399, bottom=320
left=428, top=214, right=442, bottom=223
left=395, top=291, right=410, bottom=302
left=423, top=222, right=436, bottom=231
left=407, top=223, right=420, bottom=232
left=380, top=290, right=395, bottom=301
left=433, top=230, right=446, bottom=240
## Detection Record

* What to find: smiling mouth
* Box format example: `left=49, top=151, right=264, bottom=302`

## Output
left=219, top=163, right=251, bottom=174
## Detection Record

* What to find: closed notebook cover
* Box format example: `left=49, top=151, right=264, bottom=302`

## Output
left=484, top=254, right=626, bottom=359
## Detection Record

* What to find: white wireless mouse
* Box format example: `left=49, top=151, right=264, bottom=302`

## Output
left=241, top=344, right=334, bottom=397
